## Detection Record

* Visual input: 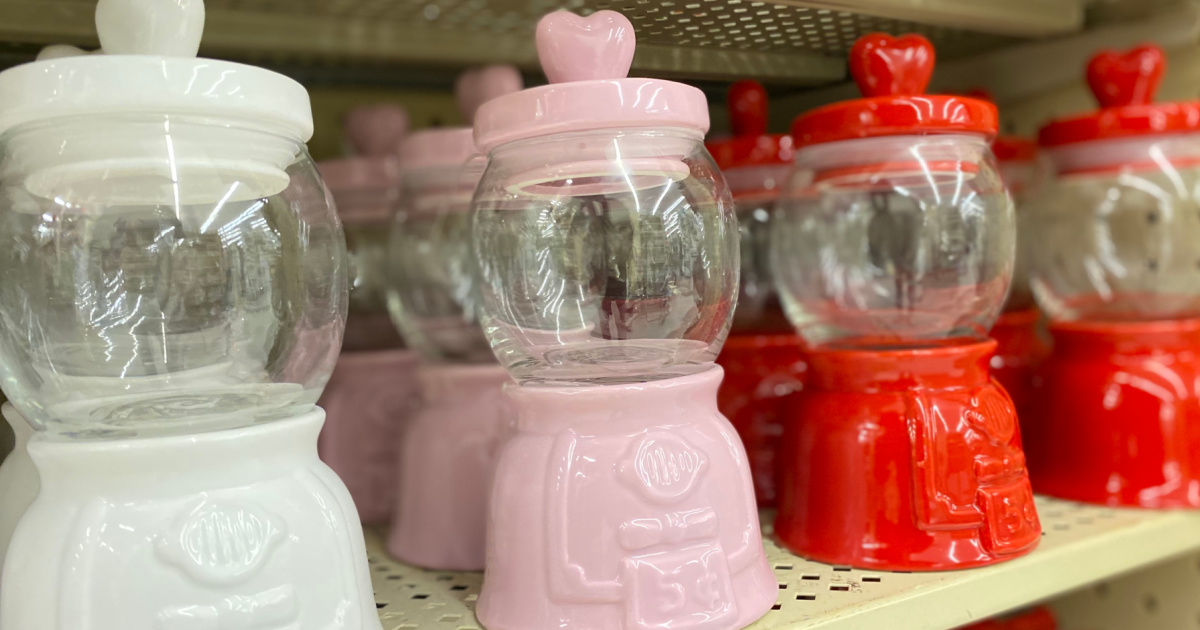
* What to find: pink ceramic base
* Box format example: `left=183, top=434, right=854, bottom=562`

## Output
left=317, top=349, right=420, bottom=524
left=477, top=366, right=776, bottom=630
left=388, top=363, right=513, bottom=570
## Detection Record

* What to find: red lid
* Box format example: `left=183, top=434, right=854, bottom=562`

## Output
left=1039, top=45, right=1200, bottom=147
left=791, top=33, right=997, bottom=149
left=707, top=80, right=794, bottom=170
left=992, top=136, right=1038, bottom=162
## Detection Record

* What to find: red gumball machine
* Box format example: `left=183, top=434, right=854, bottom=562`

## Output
left=772, top=33, right=1041, bottom=570
left=990, top=134, right=1051, bottom=419
left=1026, top=44, right=1200, bottom=508
left=707, top=80, right=806, bottom=507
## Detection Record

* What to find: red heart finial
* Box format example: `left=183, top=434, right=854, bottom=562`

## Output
left=849, top=33, right=935, bottom=98
left=728, top=80, right=767, bottom=137
left=1086, top=45, right=1165, bottom=108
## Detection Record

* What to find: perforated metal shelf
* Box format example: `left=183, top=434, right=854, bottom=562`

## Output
left=367, top=496, right=1200, bottom=630
left=0, top=0, right=1078, bottom=84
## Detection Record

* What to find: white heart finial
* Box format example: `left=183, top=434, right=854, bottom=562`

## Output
left=536, top=10, right=636, bottom=84
left=96, top=0, right=206, bottom=57
left=37, top=45, right=92, bottom=61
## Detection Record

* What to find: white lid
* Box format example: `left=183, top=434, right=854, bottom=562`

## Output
left=0, top=0, right=310, bottom=139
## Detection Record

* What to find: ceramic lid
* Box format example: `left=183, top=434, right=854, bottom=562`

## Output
left=318, top=105, right=408, bottom=191
left=0, top=0, right=312, bottom=141
left=397, top=65, right=522, bottom=171
left=992, top=136, right=1038, bottom=163
left=706, top=80, right=794, bottom=170
left=473, top=10, right=710, bottom=153
left=1038, top=45, right=1199, bottom=147
left=791, top=33, right=997, bottom=149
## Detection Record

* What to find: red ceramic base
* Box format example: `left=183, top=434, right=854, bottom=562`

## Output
left=776, top=339, right=1040, bottom=571
left=989, top=309, right=1050, bottom=417
left=960, top=606, right=1056, bottom=630
left=715, top=333, right=807, bottom=507
left=1026, top=319, right=1200, bottom=508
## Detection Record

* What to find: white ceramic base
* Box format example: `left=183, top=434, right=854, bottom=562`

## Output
left=0, top=405, right=38, bottom=569
left=0, top=408, right=383, bottom=630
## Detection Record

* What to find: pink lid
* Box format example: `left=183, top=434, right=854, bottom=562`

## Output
left=473, top=10, right=709, bottom=153
left=399, top=65, right=524, bottom=171
left=318, top=105, right=408, bottom=223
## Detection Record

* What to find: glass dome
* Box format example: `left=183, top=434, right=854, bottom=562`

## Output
left=472, top=127, right=739, bottom=385
left=725, top=164, right=792, bottom=334
left=386, top=159, right=494, bottom=364
left=0, top=115, right=347, bottom=438
left=995, top=139, right=1040, bottom=313
left=771, top=134, right=1015, bottom=348
left=321, top=160, right=406, bottom=352
left=1029, top=134, right=1200, bottom=322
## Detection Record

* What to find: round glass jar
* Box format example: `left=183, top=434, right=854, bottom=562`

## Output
left=0, top=115, right=347, bottom=437
left=386, top=158, right=493, bottom=364
left=1028, top=134, right=1200, bottom=321
left=772, top=134, right=1015, bottom=347
left=994, top=137, right=1040, bottom=313
left=472, top=127, right=738, bottom=385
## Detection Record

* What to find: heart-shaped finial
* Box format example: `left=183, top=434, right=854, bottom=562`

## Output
left=344, top=105, right=410, bottom=157
left=728, top=80, right=768, bottom=137
left=96, top=0, right=206, bottom=57
left=456, top=65, right=524, bottom=124
left=1086, top=45, right=1165, bottom=108
left=536, top=10, right=636, bottom=84
left=849, top=33, right=935, bottom=98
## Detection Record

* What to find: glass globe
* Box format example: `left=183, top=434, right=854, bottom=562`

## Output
left=725, top=164, right=792, bottom=334
left=771, top=134, right=1015, bottom=348
left=0, top=116, right=347, bottom=437
left=386, top=163, right=493, bottom=364
left=999, top=154, right=1040, bottom=313
left=471, top=128, right=738, bottom=385
left=1029, top=135, right=1200, bottom=322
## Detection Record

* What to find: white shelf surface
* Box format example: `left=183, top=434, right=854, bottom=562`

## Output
left=366, top=496, right=1200, bottom=630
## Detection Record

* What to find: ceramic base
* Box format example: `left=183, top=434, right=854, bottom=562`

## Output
left=0, top=409, right=383, bottom=630
left=989, top=309, right=1050, bottom=419
left=318, top=348, right=420, bottom=524
left=715, top=333, right=807, bottom=507
left=388, top=363, right=512, bottom=571
left=0, top=405, right=37, bottom=568
left=477, top=366, right=776, bottom=630
left=776, top=340, right=1041, bottom=571
left=1026, top=319, right=1200, bottom=508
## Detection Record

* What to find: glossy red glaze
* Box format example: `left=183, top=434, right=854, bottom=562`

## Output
left=989, top=309, right=1050, bottom=421
left=707, top=80, right=794, bottom=170
left=1025, top=319, right=1200, bottom=508
left=1040, top=44, right=1200, bottom=146
left=791, top=33, right=997, bottom=148
left=959, top=606, right=1056, bottom=630
left=776, top=340, right=1041, bottom=570
left=992, top=136, right=1038, bottom=163
left=715, top=333, right=807, bottom=506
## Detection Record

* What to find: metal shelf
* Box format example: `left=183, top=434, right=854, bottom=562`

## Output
left=0, top=0, right=1075, bottom=84
left=367, top=496, right=1200, bottom=630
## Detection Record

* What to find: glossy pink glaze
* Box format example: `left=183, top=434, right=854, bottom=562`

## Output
left=317, top=349, right=420, bottom=525
left=477, top=366, right=776, bottom=630
left=344, top=104, right=410, bottom=157
left=473, top=10, right=709, bottom=153
left=388, top=364, right=513, bottom=570
left=457, top=66, right=524, bottom=125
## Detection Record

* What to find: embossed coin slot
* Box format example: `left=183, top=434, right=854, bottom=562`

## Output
left=830, top=584, right=850, bottom=592
left=796, top=593, right=817, bottom=601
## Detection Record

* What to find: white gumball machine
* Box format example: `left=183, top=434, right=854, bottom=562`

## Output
left=0, top=1, right=381, bottom=629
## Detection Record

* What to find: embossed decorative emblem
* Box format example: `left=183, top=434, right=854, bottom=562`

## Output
left=619, top=434, right=708, bottom=503
left=156, top=499, right=286, bottom=585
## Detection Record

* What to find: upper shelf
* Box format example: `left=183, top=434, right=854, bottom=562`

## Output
left=0, top=0, right=1090, bottom=84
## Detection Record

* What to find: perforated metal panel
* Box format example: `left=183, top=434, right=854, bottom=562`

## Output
left=1051, top=552, right=1200, bottom=630
left=367, top=496, right=1200, bottom=630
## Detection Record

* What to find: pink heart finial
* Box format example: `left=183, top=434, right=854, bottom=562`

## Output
left=457, top=65, right=524, bottom=124
left=536, top=10, right=636, bottom=84
left=344, top=105, right=410, bottom=157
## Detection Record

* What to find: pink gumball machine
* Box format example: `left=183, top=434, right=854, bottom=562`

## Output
left=470, top=11, right=776, bottom=630
left=385, top=66, right=522, bottom=570
left=316, top=105, right=420, bottom=525
left=1026, top=45, right=1200, bottom=507
left=772, top=33, right=1040, bottom=570
left=707, top=80, right=806, bottom=507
